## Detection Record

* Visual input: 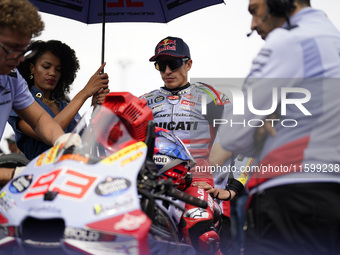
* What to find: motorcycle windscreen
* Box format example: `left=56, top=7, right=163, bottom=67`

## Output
left=56, top=105, right=138, bottom=164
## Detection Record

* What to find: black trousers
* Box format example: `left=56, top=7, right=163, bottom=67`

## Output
left=244, top=182, right=340, bottom=255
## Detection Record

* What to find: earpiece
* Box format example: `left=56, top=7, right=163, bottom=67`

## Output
left=247, top=0, right=296, bottom=37
left=266, top=0, right=295, bottom=17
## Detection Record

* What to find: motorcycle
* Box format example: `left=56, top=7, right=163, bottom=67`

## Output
left=0, top=98, right=208, bottom=255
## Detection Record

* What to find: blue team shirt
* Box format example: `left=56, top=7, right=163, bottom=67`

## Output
left=0, top=69, right=34, bottom=139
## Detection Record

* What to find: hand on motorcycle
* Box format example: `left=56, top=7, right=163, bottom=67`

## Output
left=0, top=167, right=15, bottom=185
left=13, top=166, right=25, bottom=178
left=193, top=181, right=236, bottom=201
left=0, top=166, right=26, bottom=185
left=54, top=133, right=82, bottom=148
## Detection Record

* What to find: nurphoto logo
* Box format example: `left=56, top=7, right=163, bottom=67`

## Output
left=194, top=78, right=312, bottom=129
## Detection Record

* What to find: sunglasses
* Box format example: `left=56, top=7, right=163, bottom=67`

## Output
left=154, top=58, right=189, bottom=72
left=0, top=41, right=32, bottom=61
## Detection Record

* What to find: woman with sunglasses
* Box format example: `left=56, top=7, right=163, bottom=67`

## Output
left=8, top=40, right=109, bottom=160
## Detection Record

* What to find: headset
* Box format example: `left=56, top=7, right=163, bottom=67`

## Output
left=266, top=0, right=295, bottom=17
left=267, top=0, right=296, bottom=29
left=247, top=0, right=297, bottom=37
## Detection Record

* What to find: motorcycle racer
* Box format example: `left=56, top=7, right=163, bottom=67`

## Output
left=141, top=36, right=235, bottom=255
left=141, top=36, right=231, bottom=186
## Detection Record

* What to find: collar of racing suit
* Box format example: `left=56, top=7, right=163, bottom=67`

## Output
left=161, top=82, right=190, bottom=95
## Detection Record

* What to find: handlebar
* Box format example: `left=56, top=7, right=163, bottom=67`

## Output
left=138, top=178, right=208, bottom=209
left=165, top=187, right=208, bottom=209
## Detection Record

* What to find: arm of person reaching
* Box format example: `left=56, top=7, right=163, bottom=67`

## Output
left=209, top=142, right=232, bottom=167
left=52, top=62, right=109, bottom=128
left=16, top=101, right=64, bottom=145
left=195, top=85, right=240, bottom=199
left=16, top=63, right=109, bottom=140
left=0, top=101, right=66, bottom=185
left=203, top=143, right=238, bottom=200
left=207, top=142, right=238, bottom=200
left=0, top=168, right=15, bottom=186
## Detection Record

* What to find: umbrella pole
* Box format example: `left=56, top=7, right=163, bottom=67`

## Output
left=101, top=0, right=106, bottom=71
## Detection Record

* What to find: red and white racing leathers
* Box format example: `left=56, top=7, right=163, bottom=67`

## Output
left=141, top=82, right=230, bottom=254
left=141, top=82, right=230, bottom=184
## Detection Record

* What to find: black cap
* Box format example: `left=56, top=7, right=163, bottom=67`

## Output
left=149, top=36, right=191, bottom=61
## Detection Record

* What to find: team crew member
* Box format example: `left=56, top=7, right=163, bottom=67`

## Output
left=0, top=0, right=68, bottom=184
left=217, top=1, right=340, bottom=254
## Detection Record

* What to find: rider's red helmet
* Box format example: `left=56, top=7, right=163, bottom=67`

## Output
left=153, top=127, right=195, bottom=186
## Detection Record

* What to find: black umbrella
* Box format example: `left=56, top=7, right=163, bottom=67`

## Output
left=30, top=0, right=225, bottom=65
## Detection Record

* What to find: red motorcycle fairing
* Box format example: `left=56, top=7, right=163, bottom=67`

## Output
left=86, top=209, right=152, bottom=255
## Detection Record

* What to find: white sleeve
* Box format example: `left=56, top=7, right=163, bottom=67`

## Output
left=217, top=29, right=304, bottom=156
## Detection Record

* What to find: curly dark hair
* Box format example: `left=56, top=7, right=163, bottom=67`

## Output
left=17, top=40, right=80, bottom=101
left=0, top=0, right=44, bottom=37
